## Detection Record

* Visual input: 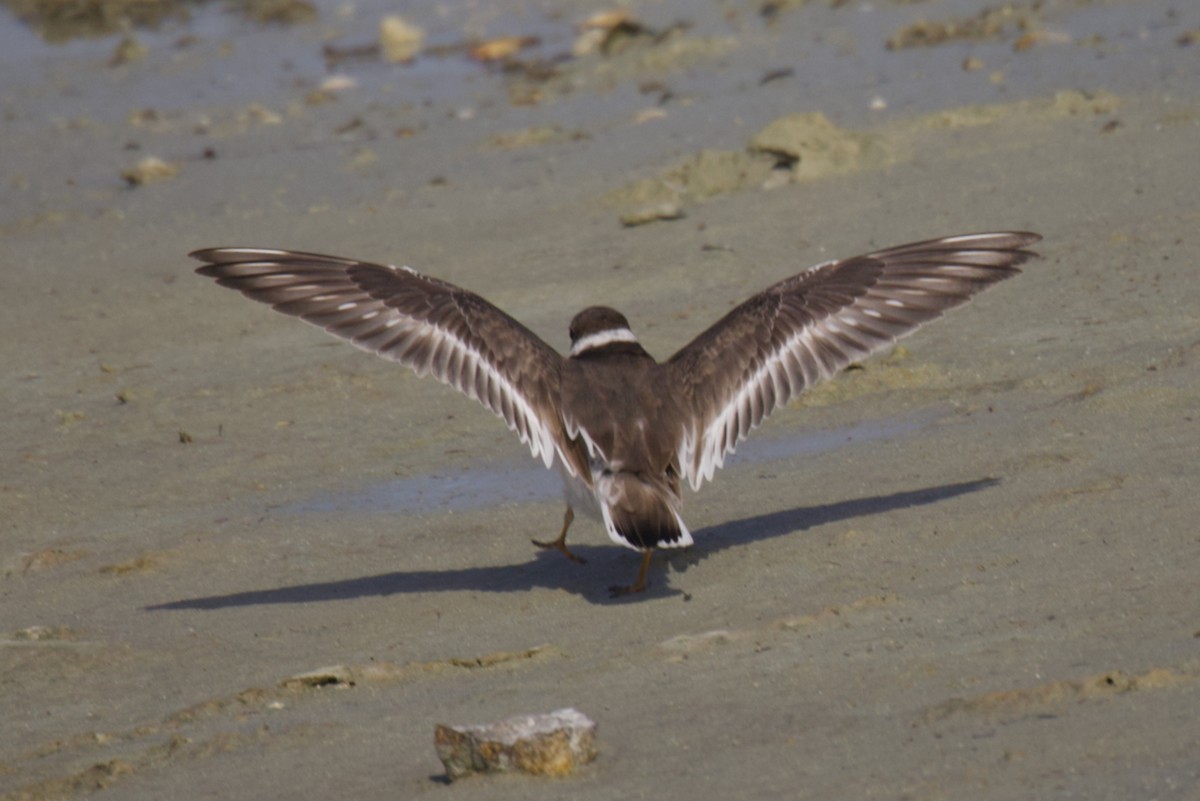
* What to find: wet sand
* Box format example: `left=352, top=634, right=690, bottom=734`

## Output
left=3, top=0, right=1199, bottom=798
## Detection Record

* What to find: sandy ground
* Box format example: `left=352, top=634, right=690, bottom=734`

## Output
left=2, top=0, right=1199, bottom=798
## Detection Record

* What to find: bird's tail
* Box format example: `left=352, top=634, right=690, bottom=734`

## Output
left=596, top=471, right=692, bottom=551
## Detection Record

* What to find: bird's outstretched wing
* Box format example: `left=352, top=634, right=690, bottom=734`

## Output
left=191, top=248, right=588, bottom=479
left=668, top=232, right=1041, bottom=491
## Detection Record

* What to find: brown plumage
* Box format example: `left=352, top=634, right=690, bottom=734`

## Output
left=192, top=231, right=1041, bottom=596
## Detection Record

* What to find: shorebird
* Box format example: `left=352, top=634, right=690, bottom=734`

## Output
left=192, top=231, right=1039, bottom=595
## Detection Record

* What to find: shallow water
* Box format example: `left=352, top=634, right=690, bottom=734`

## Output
left=281, top=408, right=942, bottom=516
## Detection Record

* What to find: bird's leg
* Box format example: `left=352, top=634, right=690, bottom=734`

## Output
left=531, top=506, right=587, bottom=564
left=609, top=550, right=653, bottom=598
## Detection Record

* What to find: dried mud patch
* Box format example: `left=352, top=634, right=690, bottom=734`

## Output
left=3, top=643, right=556, bottom=800
left=607, top=90, right=1118, bottom=224
left=886, top=2, right=1042, bottom=50
left=606, top=113, right=889, bottom=221
left=793, top=348, right=949, bottom=409
left=921, top=665, right=1197, bottom=725
left=656, top=594, right=900, bottom=663
left=2, top=0, right=315, bottom=41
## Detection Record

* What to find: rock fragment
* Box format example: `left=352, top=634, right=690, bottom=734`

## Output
left=281, top=664, right=355, bottom=690
left=620, top=200, right=684, bottom=227
left=573, top=8, right=646, bottom=56
left=380, top=15, right=424, bottom=63
left=121, top=156, right=179, bottom=186
left=109, top=34, right=147, bottom=66
left=434, top=707, right=597, bottom=781
left=469, top=36, right=538, bottom=62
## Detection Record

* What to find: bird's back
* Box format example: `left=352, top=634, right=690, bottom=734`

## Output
left=560, top=348, right=683, bottom=477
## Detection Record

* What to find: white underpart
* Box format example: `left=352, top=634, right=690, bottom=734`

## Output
left=660, top=509, right=693, bottom=548
left=597, top=501, right=632, bottom=549
left=594, top=469, right=693, bottom=551
left=558, top=462, right=602, bottom=521
left=557, top=438, right=694, bottom=551
left=570, top=327, right=638, bottom=357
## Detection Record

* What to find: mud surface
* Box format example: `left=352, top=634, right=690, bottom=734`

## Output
left=3, top=0, right=1199, bottom=798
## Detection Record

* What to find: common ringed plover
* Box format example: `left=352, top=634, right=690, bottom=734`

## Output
left=192, top=231, right=1040, bottom=596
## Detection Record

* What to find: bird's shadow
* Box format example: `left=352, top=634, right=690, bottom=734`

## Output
left=147, top=478, right=997, bottom=609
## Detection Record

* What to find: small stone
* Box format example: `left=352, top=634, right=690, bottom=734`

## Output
left=347, top=147, right=377, bottom=171
left=13, top=625, right=75, bottom=641
left=238, top=103, right=282, bottom=126
left=319, top=74, right=358, bottom=94
left=434, top=708, right=597, bottom=781
left=380, top=15, right=424, bottom=63
left=109, top=34, right=148, bottom=67
left=122, top=156, right=179, bottom=186
left=619, top=200, right=684, bottom=227
left=281, top=665, right=355, bottom=689
left=572, top=8, right=644, bottom=56
left=469, top=36, right=538, bottom=62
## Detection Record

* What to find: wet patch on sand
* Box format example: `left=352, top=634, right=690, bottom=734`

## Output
left=278, top=409, right=941, bottom=517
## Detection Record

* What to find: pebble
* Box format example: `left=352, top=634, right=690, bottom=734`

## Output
left=434, top=708, right=597, bottom=781
left=619, top=200, right=684, bottom=226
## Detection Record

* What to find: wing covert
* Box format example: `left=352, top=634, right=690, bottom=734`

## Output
left=668, top=232, right=1041, bottom=491
left=191, top=247, right=584, bottom=477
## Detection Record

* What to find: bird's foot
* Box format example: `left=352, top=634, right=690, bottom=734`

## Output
left=531, top=535, right=587, bottom=564
left=608, top=550, right=653, bottom=598
left=533, top=507, right=585, bottom=563
left=607, top=580, right=647, bottom=598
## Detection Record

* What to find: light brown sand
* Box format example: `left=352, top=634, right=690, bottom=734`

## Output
left=3, top=0, right=1199, bottom=798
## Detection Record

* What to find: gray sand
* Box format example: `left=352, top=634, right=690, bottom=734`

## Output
left=3, top=0, right=1199, bottom=798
